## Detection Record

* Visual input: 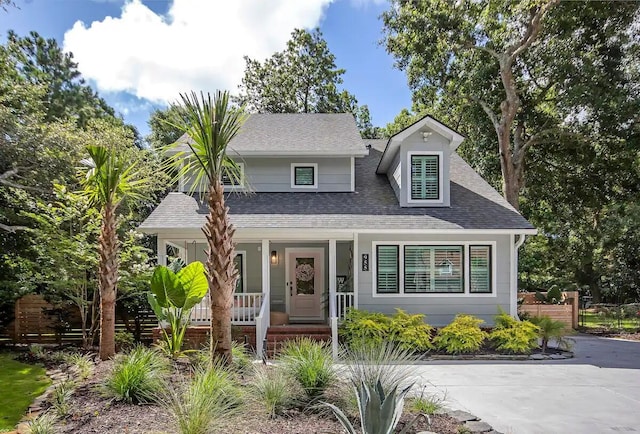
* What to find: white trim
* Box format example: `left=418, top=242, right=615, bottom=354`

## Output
left=157, top=238, right=167, bottom=266
left=392, top=161, right=401, bottom=188
left=350, top=156, right=355, bottom=192
left=407, top=151, right=444, bottom=205
left=223, top=162, right=245, bottom=192
left=371, top=240, right=497, bottom=298
left=261, top=239, right=270, bottom=296
left=290, top=163, right=319, bottom=189
left=234, top=250, right=247, bottom=293
left=512, top=234, right=526, bottom=318
left=353, top=232, right=359, bottom=309
left=329, top=240, right=337, bottom=319
left=285, top=247, right=325, bottom=319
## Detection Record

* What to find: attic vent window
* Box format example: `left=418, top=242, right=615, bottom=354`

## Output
left=410, top=154, right=440, bottom=201
left=291, top=163, right=318, bottom=189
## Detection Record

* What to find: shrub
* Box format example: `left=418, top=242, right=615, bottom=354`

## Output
left=340, top=308, right=433, bottom=351
left=251, top=366, right=295, bottom=418
left=27, top=412, right=57, bottom=434
left=115, top=331, right=135, bottom=352
left=64, top=353, right=94, bottom=380
left=433, top=314, right=487, bottom=354
left=280, top=337, right=335, bottom=399
left=51, top=379, right=75, bottom=417
left=530, top=316, right=573, bottom=353
left=410, top=388, right=446, bottom=415
left=103, top=345, right=169, bottom=404
left=161, top=363, right=242, bottom=434
left=231, top=342, right=253, bottom=374
left=489, top=311, right=539, bottom=354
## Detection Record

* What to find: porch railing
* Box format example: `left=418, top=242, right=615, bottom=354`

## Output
left=189, top=293, right=264, bottom=325
left=255, top=292, right=270, bottom=359
left=335, top=292, right=355, bottom=322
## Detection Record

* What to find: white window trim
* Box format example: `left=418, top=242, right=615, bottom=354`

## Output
left=234, top=250, right=247, bottom=293
left=223, top=162, right=245, bottom=191
left=407, top=151, right=443, bottom=205
left=291, top=163, right=318, bottom=189
left=371, top=241, right=497, bottom=298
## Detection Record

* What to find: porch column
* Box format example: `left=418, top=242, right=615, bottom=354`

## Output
left=353, top=232, right=358, bottom=309
left=157, top=237, right=167, bottom=266
left=261, top=239, right=270, bottom=297
left=329, top=239, right=338, bottom=358
left=256, top=239, right=270, bottom=359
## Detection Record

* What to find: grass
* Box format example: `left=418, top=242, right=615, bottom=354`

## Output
left=581, top=311, right=640, bottom=332
left=0, top=353, right=51, bottom=432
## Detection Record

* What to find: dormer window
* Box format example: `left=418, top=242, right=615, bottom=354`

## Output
left=408, top=152, right=443, bottom=204
left=291, top=163, right=318, bottom=189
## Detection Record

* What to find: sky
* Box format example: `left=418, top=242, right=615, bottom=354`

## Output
left=0, top=0, right=413, bottom=137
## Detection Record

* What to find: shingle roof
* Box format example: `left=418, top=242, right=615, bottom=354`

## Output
left=140, top=149, right=534, bottom=232
left=174, top=113, right=367, bottom=156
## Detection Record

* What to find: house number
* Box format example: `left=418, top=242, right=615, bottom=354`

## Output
left=362, top=254, right=369, bottom=271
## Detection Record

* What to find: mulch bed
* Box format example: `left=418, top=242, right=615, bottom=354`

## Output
left=43, top=357, right=464, bottom=434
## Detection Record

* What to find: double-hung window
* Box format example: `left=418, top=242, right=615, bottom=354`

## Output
left=221, top=163, right=245, bottom=190
left=409, top=153, right=440, bottom=201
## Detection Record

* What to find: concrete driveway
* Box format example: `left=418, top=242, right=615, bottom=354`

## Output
left=409, top=335, right=640, bottom=434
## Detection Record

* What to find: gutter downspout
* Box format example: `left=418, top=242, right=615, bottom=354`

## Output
left=511, top=234, right=527, bottom=319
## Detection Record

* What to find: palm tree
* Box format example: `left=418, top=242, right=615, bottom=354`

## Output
left=166, top=90, right=246, bottom=364
left=80, top=145, right=146, bottom=360
left=531, top=316, right=572, bottom=354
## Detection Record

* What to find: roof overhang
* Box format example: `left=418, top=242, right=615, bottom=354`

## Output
left=376, top=115, right=465, bottom=174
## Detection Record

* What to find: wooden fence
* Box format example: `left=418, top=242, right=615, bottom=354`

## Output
left=519, top=291, right=579, bottom=329
left=6, top=294, right=157, bottom=345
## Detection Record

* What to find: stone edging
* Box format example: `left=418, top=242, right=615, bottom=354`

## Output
left=424, top=351, right=573, bottom=361
left=418, top=409, right=502, bottom=434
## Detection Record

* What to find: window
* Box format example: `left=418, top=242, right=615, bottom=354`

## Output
left=404, top=246, right=463, bottom=293
left=469, top=246, right=491, bottom=293
left=222, top=163, right=244, bottom=189
left=410, top=154, right=440, bottom=201
left=233, top=252, right=246, bottom=293
left=376, top=245, right=399, bottom=293
left=291, top=163, right=318, bottom=188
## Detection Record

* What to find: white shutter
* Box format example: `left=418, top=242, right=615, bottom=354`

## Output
left=470, top=246, right=491, bottom=293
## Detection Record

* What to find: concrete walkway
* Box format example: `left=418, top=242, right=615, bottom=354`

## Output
left=409, top=335, right=640, bottom=434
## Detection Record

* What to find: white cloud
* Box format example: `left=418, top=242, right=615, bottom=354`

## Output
left=63, top=0, right=333, bottom=104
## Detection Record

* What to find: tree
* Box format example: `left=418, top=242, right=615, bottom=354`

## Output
left=236, top=28, right=377, bottom=137
left=146, top=106, right=186, bottom=150
left=166, top=90, right=246, bottom=364
left=3, top=30, right=115, bottom=127
left=79, top=145, right=148, bottom=360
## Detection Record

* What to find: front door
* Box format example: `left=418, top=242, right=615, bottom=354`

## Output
left=287, top=248, right=324, bottom=320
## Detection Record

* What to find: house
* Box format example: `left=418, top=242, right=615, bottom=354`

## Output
left=139, top=113, right=536, bottom=356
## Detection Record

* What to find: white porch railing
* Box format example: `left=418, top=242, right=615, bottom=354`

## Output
left=255, top=292, right=270, bottom=359
left=189, top=293, right=264, bottom=325
left=335, top=292, right=355, bottom=322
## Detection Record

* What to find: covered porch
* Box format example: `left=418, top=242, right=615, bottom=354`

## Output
left=157, top=232, right=359, bottom=357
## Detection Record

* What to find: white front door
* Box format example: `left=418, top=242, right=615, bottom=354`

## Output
left=286, top=248, right=324, bottom=320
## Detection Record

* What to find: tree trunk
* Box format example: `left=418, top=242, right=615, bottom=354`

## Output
left=203, top=180, right=238, bottom=365
left=98, top=202, right=118, bottom=360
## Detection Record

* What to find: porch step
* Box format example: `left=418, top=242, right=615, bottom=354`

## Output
left=264, top=325, right=331, bottom=358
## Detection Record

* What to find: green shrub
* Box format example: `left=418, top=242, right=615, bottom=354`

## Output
left=489, top=311, right=539, bottom=354
left=103, top=345, right=169, bottom=404
left=251, top=366, right=295, bottom=418
left=231, top=342, right=253, bottom=374
left=51, top=379, right=75, bottom=417
left=280, top=337, right=335, bottom=399
left=433, top=314, right=487, bottom=354
left=161, top=363, right=242, bottom=434
left=340, top=308, right=433, bottom=351
left=530, top=316, right=573, bottom=353
left=64, top=353, right=93, bottom=380
left=115, top=331, right=135, bottom=352
left=27, top=412, right=57, bottom=434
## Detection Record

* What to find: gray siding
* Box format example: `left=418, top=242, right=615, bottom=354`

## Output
left=387, top=152, right=401, bottom=201
left=189, top=243, right=263, bottom=293
left=399, top=130, right=451, bottom=207
left=356, top=233, right=511, bottom=326
left=182, top=157, right=353, bottom=193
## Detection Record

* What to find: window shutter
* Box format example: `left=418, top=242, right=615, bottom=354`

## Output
left=376, top=245, right=399, bottom=293
left=470, top=246, right=491, bottom=293
left=234, top=254, right=243, bottom=293
left=295, top=166, right=314, bottom=185
left=411, top=155, right=439, bottom=200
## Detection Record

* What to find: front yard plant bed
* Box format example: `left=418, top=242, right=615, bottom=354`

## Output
left=14, top=342, right=472, bottom=434
left=422, top=347, right=574, bottom=361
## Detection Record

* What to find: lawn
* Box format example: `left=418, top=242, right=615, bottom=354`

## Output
left=581, top=311, right=640, bottom=332
left=0, top=353, right=50, bottom=432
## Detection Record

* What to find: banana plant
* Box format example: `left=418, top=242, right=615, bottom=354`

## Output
left=324, top=379, right=423, bottom=434
left=147, top=260, right=208, bottom=358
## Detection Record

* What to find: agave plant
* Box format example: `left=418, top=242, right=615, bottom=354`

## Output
left=324, top=379, right=419, bottom=434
